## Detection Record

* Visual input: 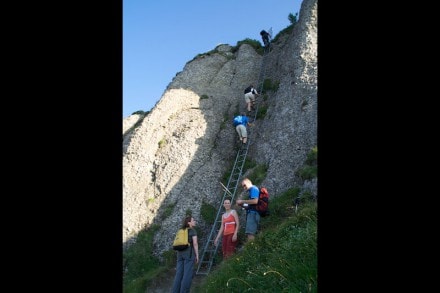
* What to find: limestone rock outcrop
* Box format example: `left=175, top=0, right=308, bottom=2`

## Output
left=123, top=0, right=317, bottom=258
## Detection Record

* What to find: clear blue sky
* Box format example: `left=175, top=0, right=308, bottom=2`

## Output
left=123, top=0, right=303, bottom=118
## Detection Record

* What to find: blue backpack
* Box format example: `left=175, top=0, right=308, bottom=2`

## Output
left=233, top=116, right=243, bottom=126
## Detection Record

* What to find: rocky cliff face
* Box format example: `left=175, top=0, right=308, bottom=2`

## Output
left=123, top=0, right=317, bottom=258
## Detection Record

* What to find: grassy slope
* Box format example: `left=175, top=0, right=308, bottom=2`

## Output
left=123, top=187, right=317, bottom=293
left=192, top=189, right=317, bottom=292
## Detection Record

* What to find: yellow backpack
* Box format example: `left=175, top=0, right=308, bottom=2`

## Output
left=172, top=228, right=189, bottom=251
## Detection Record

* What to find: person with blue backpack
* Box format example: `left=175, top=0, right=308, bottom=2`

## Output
left=233, top=113, right=253, bottom=147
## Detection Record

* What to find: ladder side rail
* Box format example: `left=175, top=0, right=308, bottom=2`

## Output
left=196, top=190, right=229, bottom=274
left=197, top=148, right=249, bottom=274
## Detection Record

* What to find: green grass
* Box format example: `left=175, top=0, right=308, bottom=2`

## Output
left=247, top=163, right=268, bottom=186
left=297, top=146, right=318, bottom=180
left=256, top=105, right=268, bottom=120
left=123, top=224, right=165, bottom=293
left=262, top=78, right=280, bottom=93
left=132, top=110, right=149, bottom=116
left=122, top=186, right=317, bottom=293
left=232, top=38, right=265, bottom=55
left=160, top=202, right=176, bottom=221
left=242, top=158, right=257, bottom=174
left=200, top=201, right=217, bottom=225
left=158, top=138, right=167, bottom=149
left=193, top=188, right=317, bottom=292
left=123, top=146, right=318, bottom=293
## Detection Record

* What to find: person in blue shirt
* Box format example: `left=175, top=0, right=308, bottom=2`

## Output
left=236, top=178, right=260, bottom=242
left=233, top=113, right=253, bottom=147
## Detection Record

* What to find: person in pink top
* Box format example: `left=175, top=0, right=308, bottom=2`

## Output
left=214, top=197, right=240, bottom=259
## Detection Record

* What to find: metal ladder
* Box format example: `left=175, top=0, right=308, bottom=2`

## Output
left=256, top=44, right=270, bottom=97
left=195, top=145, right=249, bottom=275
left=195, top=44, right=270, bottom=276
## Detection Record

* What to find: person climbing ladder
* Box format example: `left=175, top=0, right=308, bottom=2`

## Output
left=243, top=84, right=259, bottom=113
left=260, top=30, right=270, bottom=47
left=233, top=113, right=253, bottom=148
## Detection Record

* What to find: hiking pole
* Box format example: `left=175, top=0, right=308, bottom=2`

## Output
left=219, top=182, right=233, bottom=196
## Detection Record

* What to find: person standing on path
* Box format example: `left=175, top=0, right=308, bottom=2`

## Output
left=171, top=216, right=199, bottom=293
left=236, top=178, right=260, bottom=242
left=214, top=197, right=240, bottom=259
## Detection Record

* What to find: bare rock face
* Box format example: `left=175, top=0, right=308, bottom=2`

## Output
left=123, top=0, right=317, bottom=258
left=123, top=114, right=142, bottom=135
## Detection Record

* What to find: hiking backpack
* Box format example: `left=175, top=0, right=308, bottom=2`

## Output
left=254, top=187, right=270, bottom=217
left=233, top=116, right=243, bottom=127
left=172, top=228, right=190, bottom=251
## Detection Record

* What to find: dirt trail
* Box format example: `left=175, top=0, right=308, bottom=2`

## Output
left=145, top=267, right=206, bottom=293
